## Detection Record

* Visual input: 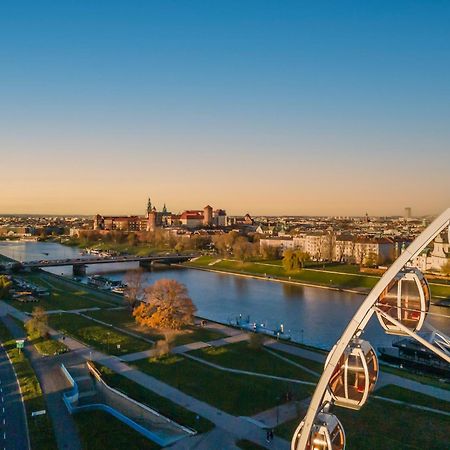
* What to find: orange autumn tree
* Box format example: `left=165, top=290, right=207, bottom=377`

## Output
left=133, top=279, right=196, bottom=330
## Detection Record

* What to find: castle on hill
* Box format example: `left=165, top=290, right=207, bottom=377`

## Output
left=93, top=198, right=227, bottom=231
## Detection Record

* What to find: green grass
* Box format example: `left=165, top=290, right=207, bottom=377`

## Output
left=380, top=364, right=450, bottom=391
left=10, top=273, right=117, bottom=312
left=33, top=337, right=68, bottom=356
left=0, top=322, right=58, bottom=450
left=84, top=308, right=226, bottom=345
left=134, top=354, right=313, bottom=416
left=265, top=347, right=324, bottom=373
left=171, top=326, right=226, bottom=346
left=187, top=258, right=450, bottom=299
left=190, top=342, right=318, bottom=382
left=236, top=439, right=268, bottom=450
left=93, top=362, right=214, bottom=433
left=376, top=384, right=450, bottom=413
left=276, top=398, right=450, bottom=449
left=73, top=409, right=161, bottom=450
left=48, top=313, right=152, bottom=356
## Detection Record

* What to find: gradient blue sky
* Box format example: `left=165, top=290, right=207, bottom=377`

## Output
left=1, top=1, right=449, bottom=216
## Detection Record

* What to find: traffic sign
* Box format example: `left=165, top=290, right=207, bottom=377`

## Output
left=16, top=339, right=25, bottom=349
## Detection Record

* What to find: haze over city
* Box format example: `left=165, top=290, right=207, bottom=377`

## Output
left=1, top=1, right=450, bottom=217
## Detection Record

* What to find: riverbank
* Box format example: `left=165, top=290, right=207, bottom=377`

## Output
left=185, top=256, right=450, bottom=302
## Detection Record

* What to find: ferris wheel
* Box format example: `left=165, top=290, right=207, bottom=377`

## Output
left=292, top=208, right=450, bottom=450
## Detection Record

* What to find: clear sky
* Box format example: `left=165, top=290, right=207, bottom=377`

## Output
left=0, top=1, right=449, bottom=216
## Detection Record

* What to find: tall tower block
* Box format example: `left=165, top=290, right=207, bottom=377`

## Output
left=203, top=205, right=213, bottom=226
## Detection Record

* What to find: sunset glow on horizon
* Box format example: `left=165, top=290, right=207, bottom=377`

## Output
left=1, top=1, right=449, bottom=216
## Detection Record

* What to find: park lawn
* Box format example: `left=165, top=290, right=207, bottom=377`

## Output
left=134, top=354, right=313, bottom=416
left=11, top=274, right=116, bottom=312
left=236, top=439, right=267, bottom=450
left=188, top=257, right=450, bottom=299
left=375, top=385, right=450, bottom=413
left=429, top=283, right=450, bottom=299
left=73, top=409, right=160, bottom=450
left=93, top=362, right=214, bottom=433
left=380, top=365, right=450, bottom=391
left=0, top=322, right=58, bottom=450
left=48, top=313, right=152, bottom=356
left=171, top=326, right=227, bottom=346
left=84, top=308, right=226, bottom=345
left=188, top=258, right=378, bottom=290
left=265, top=347, right=324, bottom=373
left=276, top=398, right=450, bottom=449
left=190, top=342, right=318, bottom=382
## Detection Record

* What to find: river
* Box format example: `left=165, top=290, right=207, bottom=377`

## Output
left=1, top=241, right=448, bottom=350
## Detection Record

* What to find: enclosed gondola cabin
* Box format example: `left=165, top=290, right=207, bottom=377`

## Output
left=327, top=338, right=378, bottom=410
left=376, top=267, right=430, bottom=335
left=292, top=412, right=345, bottom=450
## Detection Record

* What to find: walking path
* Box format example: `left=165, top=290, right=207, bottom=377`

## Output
left=182, top=353, right=315, bottom=386
left=41, top=307, right=101, bottom=315
left=250, top=398, right=310, bottom=429
left=123, top=332, right=250, bottom=362
left=264, top=348, right=320, bottom=377
left=265, top=340, right=450, bottom=402
left=372, top=395, right=450, bottom=417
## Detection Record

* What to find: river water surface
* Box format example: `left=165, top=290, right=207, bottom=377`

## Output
left=1, top=241, right=448, bottom=350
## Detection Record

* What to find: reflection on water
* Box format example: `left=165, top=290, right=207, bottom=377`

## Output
left=1, top=241, right=448, bottom=350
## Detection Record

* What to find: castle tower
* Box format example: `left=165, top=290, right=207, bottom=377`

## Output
left=93, top=214, right=103, bottom=230
left=148, top=206, right=157, bottom=231
left=203, top=205, right=213, bottom=226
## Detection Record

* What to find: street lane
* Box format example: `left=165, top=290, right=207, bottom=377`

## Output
left=0, top=343, right=29, bottom=450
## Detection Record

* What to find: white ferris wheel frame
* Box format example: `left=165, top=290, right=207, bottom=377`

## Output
left=293, top=207, right=450, bottom=450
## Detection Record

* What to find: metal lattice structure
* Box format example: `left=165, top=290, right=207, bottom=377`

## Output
left=292, top=208, right=450, bottom=450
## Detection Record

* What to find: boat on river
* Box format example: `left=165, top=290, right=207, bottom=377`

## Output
left=378, top=328, right=450, bottom=378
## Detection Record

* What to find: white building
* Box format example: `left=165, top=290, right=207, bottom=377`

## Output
left=415, top=234, right=450, bottom=273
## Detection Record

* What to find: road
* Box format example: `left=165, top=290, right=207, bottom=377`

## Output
left=1, top=316, right=81, bottom=450
left=0, top=342, right=29, bottom=450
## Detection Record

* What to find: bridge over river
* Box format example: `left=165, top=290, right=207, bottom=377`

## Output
left=10, top=254, right=195, bottom=275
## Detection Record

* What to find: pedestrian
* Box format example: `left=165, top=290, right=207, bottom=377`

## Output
left=269, top=429, right=274, bottom=441
left=266, top=430, right=270, bottom=443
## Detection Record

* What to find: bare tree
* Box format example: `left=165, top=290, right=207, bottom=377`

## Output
left=124, top=269, right=146, bottom=309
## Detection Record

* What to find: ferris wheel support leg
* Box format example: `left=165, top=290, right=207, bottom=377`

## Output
left=292, top=208, right=450, bottom=450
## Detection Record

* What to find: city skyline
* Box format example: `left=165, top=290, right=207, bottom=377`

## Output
left=1, top=1, right=450, bottom=216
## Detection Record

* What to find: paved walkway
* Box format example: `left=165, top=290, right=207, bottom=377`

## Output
left=123, top=332, right=250, bottom=362
left=182, top=353, right=315, bottom=386
left=250, top=398, right=310, bottom=429
left=164, top=427, right=241, bottom=450
left=264, top=348, right=320, bottom=377
left=373, top=395, right=450, bottom=417
left=194, top=319, right=244, bottom=337
left=265, top=340, right=450, bottom=402
left=42, top=307, right=101, bottom=315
